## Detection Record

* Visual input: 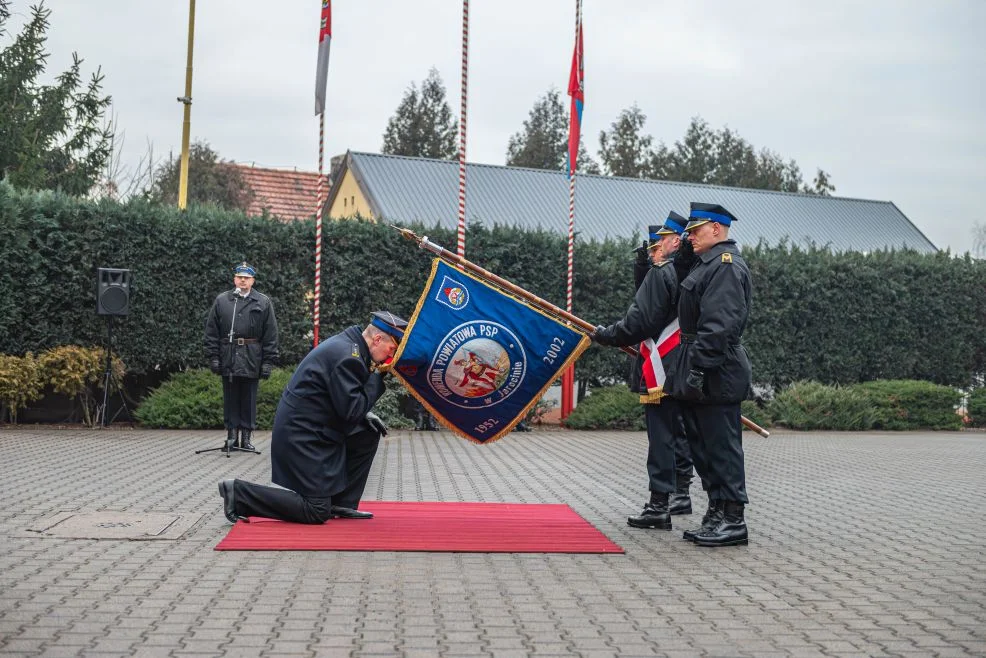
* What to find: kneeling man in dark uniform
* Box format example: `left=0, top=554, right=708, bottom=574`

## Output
left=218, top=311, right=407, bottom=524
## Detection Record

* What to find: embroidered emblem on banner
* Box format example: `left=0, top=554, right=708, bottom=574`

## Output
left=435, top=275, right=470, bottom=310
left=428, top=321, right=526, bottom=408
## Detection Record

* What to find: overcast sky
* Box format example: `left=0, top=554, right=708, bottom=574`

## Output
left=30, top=1, right=986, bottom=253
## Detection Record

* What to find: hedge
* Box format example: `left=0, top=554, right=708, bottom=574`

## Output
left=3, top=183, right=985, bottom=397
left=967, top=387, right=986, bottom=427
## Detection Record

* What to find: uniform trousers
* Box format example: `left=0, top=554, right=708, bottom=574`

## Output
left=230, top=428, right=381, bottom=524
left=222, top=376, right=258, bottom=430
left=679, top=401, right=747, bottom=503
left=644, top=400, right=678, bottom=494
left=671, top=408, right=695, bottom=490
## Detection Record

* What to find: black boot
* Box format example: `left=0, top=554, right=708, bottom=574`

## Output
left=224, top=428, right=237, bottom=452
left=627, top=491, right=672, bottom=529
left=239, top=429, right=255, bottom=451
left=669, top=486, right=692, bottom=515
left=218, top=479, right=246, bottom=523
left=694, top=501, right=748, bottom=547
left=683, top=498, right=722, bottom=542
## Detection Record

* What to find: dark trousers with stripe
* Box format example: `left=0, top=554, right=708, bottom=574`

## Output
left=679, top=401, right=747, bottom=503
left=222, top=376, right=258, bottom=430
left=230, top=428, right=381, bottom=524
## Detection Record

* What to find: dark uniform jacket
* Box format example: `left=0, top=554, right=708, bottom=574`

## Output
left=671, top=240, right=753, bottom=404
left=595, top=262, right=680, bottom=396
left=204, top=289, right=279, bottom=378
left=270, top=325, right=385, bottom=498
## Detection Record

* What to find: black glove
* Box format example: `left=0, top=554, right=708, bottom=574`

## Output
left=686, top=368, right=705, bottom=394
left=365, top=411, right=388, bottom=437
left=260, top=363, right=273, bottom=379
left=592, top=325, right=613, bottom=346
left=209, top=358, right=221, bottom=374
left=672, top=237, right=696, bottom=282
left=633, top=240, right=649, bottom=266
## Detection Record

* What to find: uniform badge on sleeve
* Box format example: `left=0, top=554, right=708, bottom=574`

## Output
left=721, top=253, right=732, bottom=263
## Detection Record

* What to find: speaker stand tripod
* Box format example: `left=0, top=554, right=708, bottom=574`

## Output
left=99, top=316, right=133, bottom=428
left=195, top=430, right=261, bottom=459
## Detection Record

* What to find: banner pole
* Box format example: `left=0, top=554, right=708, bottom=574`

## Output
left=393, top=227, right=770, bottom=437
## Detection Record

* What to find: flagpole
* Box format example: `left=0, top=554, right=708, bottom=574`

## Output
left=456, top=0, right=469, bottom=257
left=561, top=0, right=582, bottom=419
left=313, top=109, right=325, bottom=347
left=312, top=0, right=332, bottom=347
left=176, top=0, right=195, bottom=210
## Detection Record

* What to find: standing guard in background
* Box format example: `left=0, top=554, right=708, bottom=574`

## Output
left=672, top=203, right=753, bottom=547
left=204, top=262, right=280, bottom=453
left=593, top=211, right=688, bottom=530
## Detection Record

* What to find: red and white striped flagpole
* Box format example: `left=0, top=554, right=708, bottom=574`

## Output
left=561, top=0, right=582, bottom=419
left=456, top=0, right=469, bottom=257
left=313, top=111, right=325, bottom=347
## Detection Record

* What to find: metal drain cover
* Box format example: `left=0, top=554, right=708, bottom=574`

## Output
left=27, top=512, right=202, bottom=540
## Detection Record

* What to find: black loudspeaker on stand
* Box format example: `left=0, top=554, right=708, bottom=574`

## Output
left=96, top=268, right=133, bottom=427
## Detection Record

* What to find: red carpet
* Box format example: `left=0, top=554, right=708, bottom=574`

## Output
left=215, top=501, right=623, bottom=553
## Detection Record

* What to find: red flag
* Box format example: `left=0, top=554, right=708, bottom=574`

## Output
left=566, top=22, right=584, bottom=176
left=315, top=1, right=332, bottom=115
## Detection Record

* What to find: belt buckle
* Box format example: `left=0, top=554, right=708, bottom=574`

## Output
left=236, top=338, right=245, bottom=346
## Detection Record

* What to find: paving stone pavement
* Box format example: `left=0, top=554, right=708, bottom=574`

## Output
left=0, top=427, right=984, bottom=657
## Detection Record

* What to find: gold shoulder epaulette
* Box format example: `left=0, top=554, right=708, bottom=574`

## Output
left=721, top=253, right=732, bottom=263
left=351, top=343, right=360, bottom=358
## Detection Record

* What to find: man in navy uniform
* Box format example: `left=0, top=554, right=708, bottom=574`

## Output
left=593, top=211, right=689, bottom=530
left=672, top=203, right=753, bottom=547
left=218, top=311, right=407, bottom=524
left=204, top=261, right=279, bottom=453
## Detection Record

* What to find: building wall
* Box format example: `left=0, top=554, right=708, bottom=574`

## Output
left=328, top=170, right=374, bottom=219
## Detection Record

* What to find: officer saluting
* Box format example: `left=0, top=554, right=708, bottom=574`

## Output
left=672, top=203, right=753, bottom=547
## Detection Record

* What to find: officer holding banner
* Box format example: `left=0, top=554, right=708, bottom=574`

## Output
left=672, top=202, right=753, bottom=547
left=218, top=311, right=407, bottom=525
left=593, top=211, right=688, bottom=531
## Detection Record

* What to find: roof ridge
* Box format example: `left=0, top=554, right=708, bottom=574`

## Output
left=347, top=151, right=889, bottom=205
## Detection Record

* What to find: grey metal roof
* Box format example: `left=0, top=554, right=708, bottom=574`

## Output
left=334, top=151, right=936, bottom=253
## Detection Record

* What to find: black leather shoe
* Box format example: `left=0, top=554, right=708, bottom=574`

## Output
left=627, top=492, right=671, bottom=529
left=683, top=499, right=722, bottom=542
left=669, top=491, right=692, bottom=515
left=694, top=501, right=748, bottom=547
left=218, top=479, right=246, bottom=523
left=224, top=428, right=237, bottom=452
left=239, top=429, right=255, bottom=451
left=330, top=505, right=373, bottom=519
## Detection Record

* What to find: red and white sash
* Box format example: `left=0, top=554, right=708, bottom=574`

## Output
left=639, top=319, right=680, bottom=403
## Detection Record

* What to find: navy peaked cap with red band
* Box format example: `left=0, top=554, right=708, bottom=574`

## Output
left=370, top=310, right=408, bottom=341
left=686, top=203, right=737, bottom=231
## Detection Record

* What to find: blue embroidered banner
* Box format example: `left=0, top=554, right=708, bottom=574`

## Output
left=392, top=259, right=590, bottom=444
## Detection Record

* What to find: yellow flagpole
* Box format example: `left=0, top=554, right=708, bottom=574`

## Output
left=177, top=0, right=196, bottom=209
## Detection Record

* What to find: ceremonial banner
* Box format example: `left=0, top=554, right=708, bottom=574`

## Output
left=392, top=260, right=591, bottom=444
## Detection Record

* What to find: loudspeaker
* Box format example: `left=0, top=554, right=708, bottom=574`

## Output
left=97, top=268, right=132, bottom=316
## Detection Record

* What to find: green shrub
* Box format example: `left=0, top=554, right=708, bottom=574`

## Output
left=374, top=385, right=415, bottom=430
left=37, top=345, right=125, bottom=427
left=740, top=399, right=772, bottom=429
left=968, top=387, right=986, bottom=427
left=0, top=353, right=44, bottom=423
left=853, top=380, right=962, bottom=430
left=136, top=367, right=416, bottom=431
left=564, top=386, right=646, bottom=430
left=767, top=381, right=876, bottom=431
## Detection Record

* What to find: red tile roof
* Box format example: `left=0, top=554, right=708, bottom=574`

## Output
left=229, top=164, right=327, bottom=220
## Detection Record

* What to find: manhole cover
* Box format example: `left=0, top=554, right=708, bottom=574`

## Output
left=27, top=512, right=202, bottom=540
